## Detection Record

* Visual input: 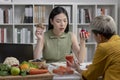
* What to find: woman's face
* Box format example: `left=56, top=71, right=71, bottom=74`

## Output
left=50, top=13, right=68, bottom=34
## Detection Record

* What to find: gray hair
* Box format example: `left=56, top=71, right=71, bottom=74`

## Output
left=90, top=15, right=117, bottom=39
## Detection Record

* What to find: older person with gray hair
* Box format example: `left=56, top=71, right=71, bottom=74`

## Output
left=74, top=15, right=120, bottom=80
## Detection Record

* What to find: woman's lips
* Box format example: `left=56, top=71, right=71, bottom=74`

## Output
left=59, top=28, right=64, bottom=31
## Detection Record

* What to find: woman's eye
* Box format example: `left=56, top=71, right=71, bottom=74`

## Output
left=56, top=20, right=60, bottom=23
left=64, top=20, right=67, bottom=22
left=56, top=19, right=67, bottom=23
left=63, top=19, right=67, bottom=22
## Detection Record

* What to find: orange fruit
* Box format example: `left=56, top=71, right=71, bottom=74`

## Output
left=20, top=64, right=29, bottom=70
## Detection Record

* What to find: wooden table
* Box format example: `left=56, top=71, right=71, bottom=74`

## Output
left=0, top=72, right=53, bottom=80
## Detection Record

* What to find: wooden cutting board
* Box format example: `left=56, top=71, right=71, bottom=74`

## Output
left=0, top=72, right=53, bottom=80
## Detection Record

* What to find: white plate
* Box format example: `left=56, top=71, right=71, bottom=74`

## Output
left=47, top=62, right=75, bottom=75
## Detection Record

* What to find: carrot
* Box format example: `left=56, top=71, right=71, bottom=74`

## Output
left=29, top=68, right=48, bottom=75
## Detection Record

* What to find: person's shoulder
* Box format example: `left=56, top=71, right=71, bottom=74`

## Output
left=67, top=32, right=76, bottom=40
left=67, top=31, right=74, bottom=35
left=99, top=35, right=120, bottom=48
left=98, top=41, right=113, bottom=51
left=68, top=31, right=76, bottom=37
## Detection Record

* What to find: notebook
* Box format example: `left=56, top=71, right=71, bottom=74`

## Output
left=0, top=43, right=34, bottom=63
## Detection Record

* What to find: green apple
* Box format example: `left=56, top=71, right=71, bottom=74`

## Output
left=11, top=67, right=20, bottom=75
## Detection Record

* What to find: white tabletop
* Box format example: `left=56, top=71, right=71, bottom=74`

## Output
left=47, top=62, right=91, bottom=80
left=53, top=72, right=81, bottom=80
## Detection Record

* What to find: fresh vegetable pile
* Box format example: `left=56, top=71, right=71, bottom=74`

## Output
left=20, top=61, right=48, bottom=76
left=0, top=57, right=49, bottom=76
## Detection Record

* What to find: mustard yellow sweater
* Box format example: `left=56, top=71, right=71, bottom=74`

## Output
left=82, top=35, right=120, bottom=80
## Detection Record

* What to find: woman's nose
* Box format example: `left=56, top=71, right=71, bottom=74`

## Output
left=61, top=21, right=64, bottom=26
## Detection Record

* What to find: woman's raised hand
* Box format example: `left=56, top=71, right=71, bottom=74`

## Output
left=35, top=23, right=46, bottom=40
left=79, top=29, right=90, bottom=42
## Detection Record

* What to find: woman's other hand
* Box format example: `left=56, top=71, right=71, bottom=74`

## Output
left=80, top=29, right=90, bottom=42
left=35, top=23, right=46, bottom=40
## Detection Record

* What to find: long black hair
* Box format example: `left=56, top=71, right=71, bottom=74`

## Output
left=48, top=6, right=69, bottom=33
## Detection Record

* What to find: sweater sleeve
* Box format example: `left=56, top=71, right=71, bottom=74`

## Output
left=82, top=45, right=108, bottom=80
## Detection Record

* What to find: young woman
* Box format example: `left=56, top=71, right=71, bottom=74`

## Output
left=74, top=15, right=120, bottom=80
left=34, top=6, right=88, bottom=63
